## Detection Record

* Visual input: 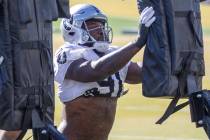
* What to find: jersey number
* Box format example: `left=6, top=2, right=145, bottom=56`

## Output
left=97, top=72, right=122, bottom=97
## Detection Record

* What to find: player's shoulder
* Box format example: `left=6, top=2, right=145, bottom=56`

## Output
left=55, top=42, right=77, bottom=53
left=55, top=42, right=84, bottom=57
left=55, top=42, right=89, bottom=62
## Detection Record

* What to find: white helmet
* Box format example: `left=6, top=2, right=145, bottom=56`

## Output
left=60, top=4, right=113, bottom=52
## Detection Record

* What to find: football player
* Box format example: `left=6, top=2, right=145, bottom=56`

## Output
left=54, top=4, right=156, bottom=140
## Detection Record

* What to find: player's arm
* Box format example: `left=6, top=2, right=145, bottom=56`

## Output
left=65, top=7, right=155, bottom=82
left=124, top=62, right=142, bottom=84
left=65, top=45, right=141, bottom=82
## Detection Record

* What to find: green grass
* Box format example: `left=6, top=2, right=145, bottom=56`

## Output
left=109, top=87, right=208, bottom=140
left=204, top=28, right=210, bottom=35
left=109, top=17, right=138, bottom=35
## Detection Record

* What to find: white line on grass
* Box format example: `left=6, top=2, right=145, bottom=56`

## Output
left=120, top=105, right=190, bottom=113
left=110, top=134, right=205, bottom=140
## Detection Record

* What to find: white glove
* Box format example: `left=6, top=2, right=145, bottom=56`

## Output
left=0, top=56, right=4, bottom=65
left=133, top=6, right=156, bottom=49
left=140, top=6, right=156, bottom=27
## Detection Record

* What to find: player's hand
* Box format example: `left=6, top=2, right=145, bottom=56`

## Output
left=140, top=6, right=156, bottom=28
left=134, top=6, right=156, bottom=49
left=0, top=56, right=4, bottom=65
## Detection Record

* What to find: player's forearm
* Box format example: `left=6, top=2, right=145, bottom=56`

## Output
left=91, top=42, right=141, bottom=78
left=64, top=42, right=142, bottom=82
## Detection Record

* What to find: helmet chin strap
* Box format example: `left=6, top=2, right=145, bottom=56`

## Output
left=92, top=42, right=109, bottom=53
left=80, top=42, right=110, bottom=53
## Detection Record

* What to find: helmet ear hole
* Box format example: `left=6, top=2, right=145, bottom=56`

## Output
left=82, top=32, right=90, bottom=42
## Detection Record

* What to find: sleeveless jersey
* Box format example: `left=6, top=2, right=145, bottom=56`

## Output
left=54, top=43, right=130, bottom=102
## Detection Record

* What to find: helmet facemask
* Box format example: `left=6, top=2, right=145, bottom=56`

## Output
left=80, top=19, right=113, bottom=52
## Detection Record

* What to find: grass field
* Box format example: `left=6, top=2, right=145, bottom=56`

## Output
left=52, top=1, right=210, bottom=140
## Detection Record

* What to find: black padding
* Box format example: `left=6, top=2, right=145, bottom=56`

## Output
left=0, top=0, right=69, bottom=130
left=138, top=0, right=204, bottom=98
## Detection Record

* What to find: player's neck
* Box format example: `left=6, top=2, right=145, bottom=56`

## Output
left=93, top=49, right=105, bottom=57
